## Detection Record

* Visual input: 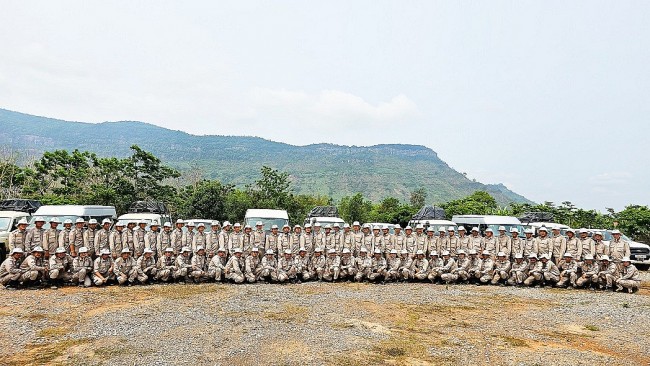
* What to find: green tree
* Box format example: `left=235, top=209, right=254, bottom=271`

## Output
left=410, top=188, right=427, bottom=208
left=441, top=191, right=497, bottom=216
left=176, top=180, right=234, bottom=220
left=613, top=205, right=650, bottom=243
left=339, top=193, right=372, bottom=223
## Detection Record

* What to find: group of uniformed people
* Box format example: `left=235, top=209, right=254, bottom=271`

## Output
left=0, top=217, right=641, bottom=293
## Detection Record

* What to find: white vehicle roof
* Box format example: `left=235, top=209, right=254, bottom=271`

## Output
left=310, top=217, right=345, bottom=223
left=119, top=213, right=163, bottom=220
left=409, top=219, right=456, bottom=226
left=245, top=209, right=289, bottom=220
left=451, top=215, right=522, bottom=225
left=527, top=222, right=570, bottom=229
left=0, top=210, right=31, bottom=219
left=35, top=205, right=117, bottom=217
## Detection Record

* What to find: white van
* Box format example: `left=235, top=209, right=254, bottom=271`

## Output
left=117, top=212, right=172, bottom=227
left=451, top=215, right=525, bottom=236
left=31, top=205, right=117, bottom=225
left=244, top=209, right=289, bottom=232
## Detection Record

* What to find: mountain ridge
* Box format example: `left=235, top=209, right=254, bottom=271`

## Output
left=0, top=108, right=532, bottom=205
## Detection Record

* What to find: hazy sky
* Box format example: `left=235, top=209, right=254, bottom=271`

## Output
left=1, top=1, right=648, bottom=211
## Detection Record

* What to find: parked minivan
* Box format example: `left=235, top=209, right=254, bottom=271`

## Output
left=244, top=209, right=289, bottom=232
left=451, top=215, right=525, bottom=236
left=31, top=205, right=117, bottom=226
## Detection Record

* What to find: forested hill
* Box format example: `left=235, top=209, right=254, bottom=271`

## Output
left=0, top=108, right=531, bottom=205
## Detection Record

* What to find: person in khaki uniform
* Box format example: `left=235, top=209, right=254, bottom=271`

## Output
left=353, top=248, right=371, bottom=282
left=244, top=247, right=262, bottom=283
left=218, top=221, right=232, bottom=253
left=109, top=222, right=126, bottom=259
left=380, top=226, right=392, bottom=256
left=156, top=248, right=177, bottom=283
left=575, top=255, right=599, bottom=289
left=8, top=218, right=28, bottom=251
left=43, top=218, right=61, bottom=259
left=242, top=225, right=255, bottom=256
left=121, top=221, right=137, bottom=256
left=72, top=247, right=93, bottom=287
left=556, top=253, right=578, bottom=288
left=424, top=227, right=437, bottom=256
left=534, top=227, right=553, bottom=259
left=253, top=221, right=266, bottom=248
left=20, top=246, right=48, bottom=286
left=457, top=227, right=471, bottom=253
left=468, top=227, right=483, bottom=252
left=192, top=223, right=208, bottom=254
left=322, top=249, right=340, bottom=282
left=608, top=230, right=630, bottom=263
left=229, top=223, right=245, bottom=254
left=539, top=254, right=560, bottom=286
left=171, top=219, right=185, bottom=255
left=507, top=253, right=528, bottom=286
left=49, top=247, right=73, bottom=288
left=94, top=219, right=112, bottom=258
left=277, top=249, right=297, bottom=283
left=577, top=228, right=596, bottom=261
left=448, top=250, right=470, bottom=283
left=339, top=248, right=355, bottom=280
left=446, top=228, right=459, bottom=257
left=476, top=250, right=494, bottom=284
left=495, top=226, right=511, bottom=258
left=523, top=254, right=544, bottom=287
left=144, top=222, right=160, bottom=258
left=58, top=219, right=73, bottom=254
left=310, top=248, right=327, bottom=281
left=551, top=226, right=567, bottom=264
left=174, top=247, right=193, bottom=283
left=437, top=251, right=457, bottom=284
left=521, top=229, right=537, bottom=258
left=368, top=249, right=387, bottom=283
left=114, top=248, right=147, bottom=285
left=67, top=218, right=86, bottom=257
left=209, top=247, right=229, bottom=282
left=563, top=229, right=580, bottom=260
left=596, top=255, right=618, bottom=290
left=225, top=248, right=245, bottom=283
left=137, top=248, right=157, bottom=283
left=132, top=220, right=148, bottom=259
left=0, top=248, right=25, bottom=288
left=157, top=222, right=173, bottom=258
left=509, top=228, right=523, bottom=260
left=427, top=252, right=443, bottom=283
left=260, top=249, right=279, bottom=282
left=265, top=225, right=280, bottom=255
left=291, top=225, right=305, bottom=255
left=410, top=250, right=429, bottom=281
left=385, top=249, right=401, bottom=282
left=294, top=247, right=312, bottom=281
left=25, top=217, right=46, bottom=253
left=592, top=231, right=609, bottom=260
left=93, top=249, right=114, bottom=286
left=323, top=225, right=336, bottom=253
left=467, top=249, right=482, bottom=282
left=181, top=221, right=196, bottom=249
left=341, top=224, right=354, bottom=254
left=391, top=225, right=405, bottom=253
left=615, top=257, right=640, bottom=293
left=398, top=249, right=412, bottom=281
left=278, top=225, right=293, bottom=255
left=190, top=247, right=209, bottom=283
left=491, top=252, right=511, bottom=285
left=303, top=224, right=316, bottom=256
left=205, top=221, right=221, bottom=259
left=482, top=229, right=497, bottom=256
left=402, top=226, right=417, bottom=257
left=435, top=227, right=447, bottom=254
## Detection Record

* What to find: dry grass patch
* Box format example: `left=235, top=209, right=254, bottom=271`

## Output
left=263, top=303, right=308, bottom=323
left=4, top=338, right=90, bottom=366
left=36, top=326, right=69, bottom=338
left=501, top=335, right=529, bottom=347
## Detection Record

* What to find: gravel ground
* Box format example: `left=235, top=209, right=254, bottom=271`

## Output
left=1, top=272, right=649, bottom=366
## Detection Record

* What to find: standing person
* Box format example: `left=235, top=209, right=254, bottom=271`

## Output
left=205, top=221, right=221, bottom=259
left=457, top=227, right=471, bottom=253
left=122, top=220, right=137, bottom=255
left=608, top=230, right=630, bottom=263
left=564, top=229, right=581, bottom=260
left=424, top=227, right=437, bottom=256
left=219, top=221, right=232, bottom=252
left=58, top=219, right=73, bottom=255
left=158, top=222, right=175, bottom=257
left=242, top=225, right=255, bottom=256
left=145, top=221, right=160, bottom=258
left=551, top=226, right=567, bottom=264
left=392, top=225, right=405, bottom=253
left=333, top=224, right=344, bottom=254
left=403, top=226, right=417, bottom=257
left=25, top=217, right=46, bottom=253
left=94, top=219, right=112, bottom=258
left=229, top=223, right=244, bottom=254
left=44, top=218, right=61, bottom=259
left=592, top=231, right=609, bottom=260
left=133, top=220, right=147, bottom=259
left=483, top=229, right=497, bottom=256
left=291, top=225, right=304, bottom=255
left=8, top=218, right=29, bottom=252
left=522, top=229, right=538, bottom=258
left=265, top=225, right=280, bottom=255
left=303, top=224, right=315, bottom=256
left=192, top=223, right=208, bottom=253
left=534, top=227, right=553, bottom=259
left=278, top=225, right=293, bottom=254
left=181, top=221, right=196, bottom=249
left=171, top=219, right=185, bottom=255
left=468, top=227, right=484, bottom=252
left=510, top=228, right=523, bottom=260
left=371, top=226, right=385, bottom=255
left=577, top=229, right=596, bottom=261
left=435, top=227, right=447, bottom=255
left=495, top=226, right=511, bottom=259
left=109, top=222, right=126, bottom=259
left=68, top=218, right=86, bottom=257
left=447, top=228, right=459, bottom=257
left=342, top=224, right=354, bottom=254
left=253, top=221, right=266, bottom=248
left=351, top=222, right=363, bottom=257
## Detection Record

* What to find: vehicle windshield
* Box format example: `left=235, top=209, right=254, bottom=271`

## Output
left=245, top=217, right=289, bottom=230
left=487, top=224, right=525, bottom=236
left=596, top=230, right=631, bottom=242
left=0, top=217, right=11, bottom=231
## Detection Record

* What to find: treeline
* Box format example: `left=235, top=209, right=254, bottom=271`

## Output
left=1, top=146, right=649, bottom=242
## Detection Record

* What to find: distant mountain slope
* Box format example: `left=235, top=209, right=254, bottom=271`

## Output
left=0, top=108, right=532, bottom=205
